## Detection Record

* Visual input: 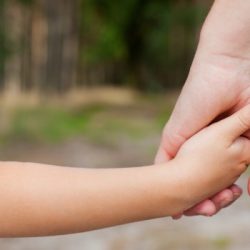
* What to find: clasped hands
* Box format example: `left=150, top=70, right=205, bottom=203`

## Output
left=155, top=0, right=250, bottom=218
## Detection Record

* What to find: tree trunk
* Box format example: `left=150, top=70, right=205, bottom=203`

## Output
left=4, top=1, right=22, bottom=94
left=0, top=0, right=6, bottom=90
left=20, top=4, right=33, bottom=91
left=43, top=0, right=78, bottom=93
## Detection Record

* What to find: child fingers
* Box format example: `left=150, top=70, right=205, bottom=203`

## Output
left=214, top=105, right=250, bottom=142
left=210, top=188, right=234, bottom=211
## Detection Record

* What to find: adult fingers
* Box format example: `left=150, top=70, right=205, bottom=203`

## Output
left=183, top=199, right=217, bottom=217
left=210, top=188, right=237, bottom=211
left=183, top=185, right=242, bottom=217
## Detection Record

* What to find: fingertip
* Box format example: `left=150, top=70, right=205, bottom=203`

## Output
left=197, top=200, right=217, bottom=216
left=172, top=213, right=183, bottom=220
left=230, top=184, right=243, bottom=197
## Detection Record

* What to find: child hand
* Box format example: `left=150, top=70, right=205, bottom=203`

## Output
left=171, top=105, right=250, bottom=214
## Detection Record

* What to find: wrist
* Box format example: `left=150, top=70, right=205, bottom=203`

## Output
left=151, top=161, right=195, bottom=217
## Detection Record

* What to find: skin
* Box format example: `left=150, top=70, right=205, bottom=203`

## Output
left=0, top=106, right=250, bottom=237
left=155, top=0, right=250, bottom=217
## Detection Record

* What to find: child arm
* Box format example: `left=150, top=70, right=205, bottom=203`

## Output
left=0, top=161, right=184, bottom=237
left=1, top=105, right=250, bottom=237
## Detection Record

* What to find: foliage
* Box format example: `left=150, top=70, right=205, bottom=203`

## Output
left=80, top=0, right=209, bottom=90
left=0, top=0, right=7, bottom=78
left=0, top=0, right=210, bottom=91
left=0, top=97, right=172, bottom=144
left=3, top=106, right=100, bottom=143
left=18, top=0, right=34, bottom=6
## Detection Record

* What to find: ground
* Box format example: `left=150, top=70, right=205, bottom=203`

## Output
left=0, top=89, right=249, bottom=250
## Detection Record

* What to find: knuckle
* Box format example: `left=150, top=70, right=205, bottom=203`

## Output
left=234, top=163, right=247, bottom=173
left=231, top=138, right=245, bottom=156
left=233, top=137, right=250, bottom=162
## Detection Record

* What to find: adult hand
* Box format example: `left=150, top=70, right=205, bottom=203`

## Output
left=156, top=0, right=250, bottom=217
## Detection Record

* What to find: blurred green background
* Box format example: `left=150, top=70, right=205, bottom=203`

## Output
left=1, top=1, right=250, bottom=250
left=0, top=0, right=211, bottom=92
left=0, top=0, right=212, bottom=146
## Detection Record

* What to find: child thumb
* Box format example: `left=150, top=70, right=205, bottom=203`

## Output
left=215, top=105, right=250, bottom=142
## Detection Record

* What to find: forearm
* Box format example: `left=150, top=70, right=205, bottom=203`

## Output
left=173, top=0, right=250, bottom=145
left=0, top=161, right=185, bottom=237
left=200, top=0, right=250, bottom=54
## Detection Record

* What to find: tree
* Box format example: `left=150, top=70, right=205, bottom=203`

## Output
left=0, top=0, right=211, bottom=93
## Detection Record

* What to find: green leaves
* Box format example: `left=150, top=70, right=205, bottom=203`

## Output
left=80, top=0, right=208, bottom=89
left=0, top=0, right=209, bottom=91
left=17, top=0, right=34, bottom=6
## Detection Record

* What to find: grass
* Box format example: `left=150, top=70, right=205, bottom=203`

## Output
left=1, top=105, right=103, bottom=144
left=0, top=97, right=173, bottom=145
left=212, top=236, right=231, bottom=249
